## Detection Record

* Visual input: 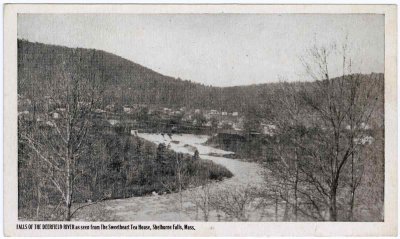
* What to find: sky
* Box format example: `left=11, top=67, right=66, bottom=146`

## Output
left=18, top=14, right=384, bottom=87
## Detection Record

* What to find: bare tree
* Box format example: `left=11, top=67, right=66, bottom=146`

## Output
left=262, top=39, right=383, bottom=222
left=19, top=51, right=104, bottom=220
left=159, top=152, right=189, bottom=215
left=212, top=185, right=257, bottom=221
left=186, top=163, right=218, bottom=222
left=189, top=181, right=213, bottom=221
left=262, top=77, right=318, bottom=221
left=268, top=80, right=304, bottom=221
left=297, top=40, right=382, bottom=221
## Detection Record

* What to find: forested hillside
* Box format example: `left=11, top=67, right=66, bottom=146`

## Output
left=18, top=40, right=384, bottom=117
left=18, top=39, right=282, bottom=113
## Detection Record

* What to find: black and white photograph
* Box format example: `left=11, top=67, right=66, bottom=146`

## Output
left=3, top=3, right=397, bottom=237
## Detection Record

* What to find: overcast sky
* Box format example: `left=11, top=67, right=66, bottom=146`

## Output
left=18, top=14, right=384, bottom=87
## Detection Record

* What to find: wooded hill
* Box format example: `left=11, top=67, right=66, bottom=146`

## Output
left=18, top=40, right=384, bottom=117
left=16, top=40, right=303, bottom=114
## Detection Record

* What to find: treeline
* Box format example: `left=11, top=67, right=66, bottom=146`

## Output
left=18, top=122, right=232, bottom=221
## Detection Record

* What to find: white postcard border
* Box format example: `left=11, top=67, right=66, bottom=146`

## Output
left=4, top=4, right=397, bottom=237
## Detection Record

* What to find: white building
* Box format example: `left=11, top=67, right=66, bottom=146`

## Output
left=123, top=106, right=132, bottom=113
left=108, top=119, right=120, bottom=126
left=262, top=124, right=277, bottom=136
left=52, top=112, right=60, bottom=119
left=354, top=136, right=374, bottom=145
left=210, top=110, right=219, bottom=115
left=94, top=109, right=107, bottom=114
left=105, top=104, right=115, bottom=111
left=18, top=110, right=29, bottom=116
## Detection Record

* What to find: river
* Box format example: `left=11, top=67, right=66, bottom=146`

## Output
left=75, top=133, right=267, bottom=221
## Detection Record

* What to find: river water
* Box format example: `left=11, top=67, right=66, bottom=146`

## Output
left=75, top=133, right=267, bottom=221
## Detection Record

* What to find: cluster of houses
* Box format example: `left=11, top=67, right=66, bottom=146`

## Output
left=17, top=94, right=274, bottom=136
left=18, top=94, right=376, bottom=144
left=118, top=104, right=245, bottom=131
left=168, top=108, right=244, bottom=130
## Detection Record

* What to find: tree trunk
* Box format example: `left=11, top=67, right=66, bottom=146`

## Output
left=36, top=183, right=41, bottom=219
left=283, top=200, right=289, bottom=221
left=348, top=152, right=356, bottom=221
left=65, top=144, right=74, bottom=221
left=349, top=188, right=355, bottom=221
left=329, top=183, right=338, bottom=221
left=204, top=213, right=209, bottom=222
left=294, top=171, right=299, bottom=221
left=275, top=192, right=279, bottom=222
left=293, top=147, right=299, bottom=221
left=66, top=201, right=72, bottom=221
left=283, top=183, right=289, bottom=221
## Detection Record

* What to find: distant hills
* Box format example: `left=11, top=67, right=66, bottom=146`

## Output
left=17, top=39, right=384, bottom=117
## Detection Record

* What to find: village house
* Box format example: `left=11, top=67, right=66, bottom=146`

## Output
left=147, top=108, right=155, bottom=115
left=173, top=110, right=182, bottom=116
left=108, top=119, right=120, bottom=126
left=182, top=114, right=192, bottom=121
left=105, top=104, right=115, bottom=112
left=345, top=122, right=372, bottom=130
left=360, top=122, right=371, bottom=130
left=18, top=110, right=30, bottom=116
left=78, top=101, right=91, bottom=108
left=354, top=136, right=374, bottom=145
left=163, top=108, right=172, bottom=114
left=123, top=106, right=133, bottom=114
left=204, top=113, right=212, bottom=120
left=52, top=112, right=60, bottom=119
left=204, top=121, right=212, bottom=127
left=261, top=123, right=277, bottom=136
left=232, top=122, right=243, bottom=131
left=94, top=108, right=107, bottom=114
left=210, top=109, right=219, bottom=115
left=45, top=120, right=55, bottom=127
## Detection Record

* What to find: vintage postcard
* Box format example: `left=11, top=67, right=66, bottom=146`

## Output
left=3, top=4, right=398, bottom=237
